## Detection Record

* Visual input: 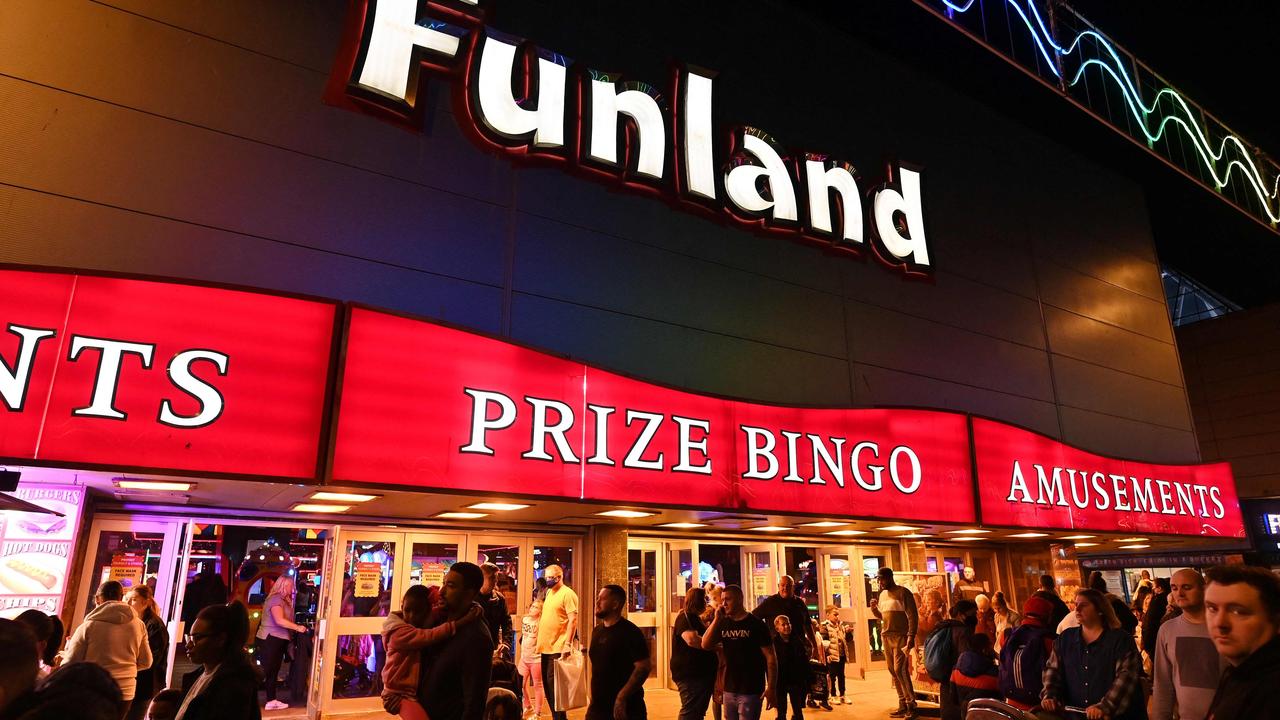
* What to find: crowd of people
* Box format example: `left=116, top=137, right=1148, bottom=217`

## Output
left=6, top=561, right=1278, bottom=720
left=906, top=564, right=1280, bottom=720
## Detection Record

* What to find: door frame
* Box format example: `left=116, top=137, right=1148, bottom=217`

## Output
left=739, top=543, right=779, bottom=613
left=625, top=539, right=666, bottom=689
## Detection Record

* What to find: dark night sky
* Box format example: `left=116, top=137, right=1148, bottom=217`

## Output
left=1067, top=0, right=1280, bottom=154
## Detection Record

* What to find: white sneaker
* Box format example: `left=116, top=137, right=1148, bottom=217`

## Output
left=264, top=700, right=289, bottom=711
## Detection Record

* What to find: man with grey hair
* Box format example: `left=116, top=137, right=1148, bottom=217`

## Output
left=1151, top=568, right=1223, bottom=720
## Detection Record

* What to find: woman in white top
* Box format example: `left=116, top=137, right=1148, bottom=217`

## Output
left=255, top=576, right=308, bottom=711
left=517, top=599, right=544, bottom=720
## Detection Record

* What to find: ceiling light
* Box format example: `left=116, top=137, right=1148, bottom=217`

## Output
left=467, top=502, right=532, bottom=511
left=595, top=510, right=657, bottom=519
left=310, top=491, right=379, bottom=503
left=1119, top=544, right=1150, bottom=550
left=658, top=522, right=708, bottom=529
left=799, top=521, right=848, bottom=528
left=1074, top=542, right=1099, bottom=547
left=434, top=512, right=488, bottom=520
left=944, top=529, right=991, bottom=535
left=1060, top=535, right=1095, bottom=540
left=825, top=530, right=868, bottom=536
left=115, top=480, right=193, bottom=492
left=900, top=533, right=934, bottom=539
left=877, top=525, right=920, bottom=532
left=1114, top=537, right=1147, bottom=543
left=1008, top=532, right=1049, bottom=538
left=292, top=503, right=351, bottom=513
left=750, top=526, right=791, bottom=532
left=951, top=537, right=983, bottom=542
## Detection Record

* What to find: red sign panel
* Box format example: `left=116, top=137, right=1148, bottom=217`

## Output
left=973, top=418, right=1246, bottom=537
left=0, top=269, right=336, bottom=479
left=332, top=308, right=977, bottom=522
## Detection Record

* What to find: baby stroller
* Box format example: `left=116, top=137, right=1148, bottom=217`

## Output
left=964, top=699, right=1088, bottom=719
left=805, top=658, right=829, bottom=708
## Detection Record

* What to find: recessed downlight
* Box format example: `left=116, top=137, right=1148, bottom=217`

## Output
left=1114, top=537, right=1147, bottom=543
left=115, top=480, right=193, bottom=492
left=944, top=529, right=991, bottom=535
left=658, top=522, right=708, bottom=529
left=877, top=525, right=920, bottom=532
left=1060, top=535, right=1096, bottom=540
left=1008, top=532, right=1049, bottom=538
left=595, top=510, right=657, bottom=519
left=799, top=521, right=848, bottom=528
left=1074, top=542, right=1099, bottom=547
left=900, top=533, right=934, bottom=539
left=310, top=491, right=379, bottom=503
left=825, top=530, right=868, bottom=536
left=467, top=502, right=532, bottom=511
left=750, top=526, right=791, bottom=532
left=292, top=503, right=350, bottom=513
left=1118, top=544, right=1150, bottom=550
left=434, top=512, right=488, bottom=520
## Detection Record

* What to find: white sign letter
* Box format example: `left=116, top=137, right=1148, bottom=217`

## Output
left=1, top=324, right=56, bottom=411
left=522, top=397, right=579, bottom=462
left=475, top=34, right=565, bottom=148
left=460, top=388, right=517, bottom=455
left=805, top=160, right=863, bottom=246
left=741, top=426, right=779, bottom=480
left=68, top=336, right=155, bottom=420
left=680, top=70, right=716, bottom=200
left=725, top=133, right=798, bottom=222
left=588, top=79, right=665, bottom=179
left=355, top=0, right=460, bottom=102
left=872, top=167, right=929, bottom=267
left=158, top=350, right=229, bottom=428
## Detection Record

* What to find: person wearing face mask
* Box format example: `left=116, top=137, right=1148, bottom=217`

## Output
left=1202, top=564, right=1280, bottom=720
left=537, top=565, right=578, bottom=720
left=1151, top=569, right=1224, bottom=720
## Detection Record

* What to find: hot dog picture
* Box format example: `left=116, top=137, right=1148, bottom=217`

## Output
left=0, top=558, right=60, bottom=594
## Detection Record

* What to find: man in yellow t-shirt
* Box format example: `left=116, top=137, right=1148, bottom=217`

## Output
left=537, top=564, right=579, bottom=720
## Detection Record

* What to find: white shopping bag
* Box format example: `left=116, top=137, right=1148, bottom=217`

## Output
left=551, top=645, right=589, bottom=711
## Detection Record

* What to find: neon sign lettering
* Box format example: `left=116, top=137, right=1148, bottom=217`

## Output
left=333, top=0, right=933, bottom=276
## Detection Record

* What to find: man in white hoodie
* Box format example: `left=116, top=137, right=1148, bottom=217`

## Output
left=64, top=580, right=153, bottom=720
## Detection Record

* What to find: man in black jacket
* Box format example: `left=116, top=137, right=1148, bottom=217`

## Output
left=1203, top=565, right=1280, bottom=720
left=419, top=562, right=494, bottom=720
left=1032, top=574, right=1071, bottom=630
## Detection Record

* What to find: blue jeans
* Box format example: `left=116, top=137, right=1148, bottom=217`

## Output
left=675, top=675, right=715, bottom=720
left=722, top=691, right=763, bottom=720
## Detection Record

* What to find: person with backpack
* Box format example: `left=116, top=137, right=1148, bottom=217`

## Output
left=923, top=599, right=976, bottom=720
left=997, top=596, right=1057, bottom=713
left=948, top=633, right=1001, bottom=712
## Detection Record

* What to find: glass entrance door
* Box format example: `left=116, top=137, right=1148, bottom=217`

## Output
left=818, top=547, right=860, bottom=678
left=627, top=540, right=663, bottom=689
left=740, top=544, right=778, bottom=612
left=322, top=529, right=400, bottom=715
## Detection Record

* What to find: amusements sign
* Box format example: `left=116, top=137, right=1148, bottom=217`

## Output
left=0, top=484, right=84, bottom=618
left=332, top=308, right=978, bottom=523
left=973, top=419, right=1247, bottom=537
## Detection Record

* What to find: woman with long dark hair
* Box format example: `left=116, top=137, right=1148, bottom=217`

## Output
left=124, top=586, right=169, bottom=720
left=672, top=586, right=719, bottom=720
left=175, top=601, right=261, bottom=720
left=1041, top=589, right=1146, bottom=720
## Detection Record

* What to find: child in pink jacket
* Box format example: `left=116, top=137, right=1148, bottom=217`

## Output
left=382, top=584, right=481, bottom=720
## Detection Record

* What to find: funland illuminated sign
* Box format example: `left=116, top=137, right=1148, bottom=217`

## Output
left=327, top=0, right=933, bottom=276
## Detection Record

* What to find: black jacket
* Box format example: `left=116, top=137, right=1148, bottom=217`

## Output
left=1033, top=590, right=1071, bottom=629
left=1206, top=635, right=1280, bottom=720
left=179, top=659, right=262, bottom=720
left=480, top=590, right=514, bottom=660
left=418, top=605, right=494, bottom=720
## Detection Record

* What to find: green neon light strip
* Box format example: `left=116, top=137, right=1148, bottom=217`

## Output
left=934, top=0, right=1279, bottom=225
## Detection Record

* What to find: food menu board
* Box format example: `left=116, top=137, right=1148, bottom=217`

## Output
left=0, top=484, right=84, bottom=618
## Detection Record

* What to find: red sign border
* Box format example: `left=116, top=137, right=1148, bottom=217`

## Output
left=0, top=263, right=344, bottom=485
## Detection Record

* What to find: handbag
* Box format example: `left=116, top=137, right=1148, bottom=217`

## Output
left=551, top=640, right=589, bottom=711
